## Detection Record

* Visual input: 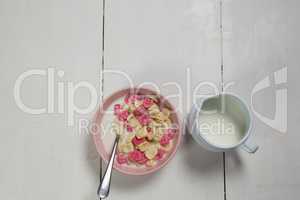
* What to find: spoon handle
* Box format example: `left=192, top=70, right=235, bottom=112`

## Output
left=97, top=137, right=119, bottom=199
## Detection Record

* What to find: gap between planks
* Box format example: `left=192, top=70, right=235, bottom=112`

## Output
left=219, top=0, right=227, bottom=200
left=99, top=0, right=106, bottom=199
left=98, top=1, right=227, bottom=200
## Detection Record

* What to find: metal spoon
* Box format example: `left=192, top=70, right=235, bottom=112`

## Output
left=97, top=136, right=119, bottom=199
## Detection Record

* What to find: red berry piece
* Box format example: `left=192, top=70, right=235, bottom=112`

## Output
left=138, top=114, right=151, bottom=126
left=116, top=153, right=128, bottom=164
left=159, top=134, right=170, bottom=146
left=126, top=125, right=133, bottom=132
left=113, top=104, right=122, bottom=115
left=143, top=98, right=153, bottom=108
left=118, top=110, right=129, bottom=121
left=155, top=149, right=165, bottom=160
left=128, top=150, right=144, bottom=162
left=137, top=153, right=148, bottom=164
left=132, top=137, right=145, bottom=146
left=165, top=128, right=175, bottom=140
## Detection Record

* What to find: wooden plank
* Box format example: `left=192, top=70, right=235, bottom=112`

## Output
left=0, top=0, right=103, bottom=199
left=103, top=0, right=224, bottom=199
left=222, top=0, right=300, bottom=199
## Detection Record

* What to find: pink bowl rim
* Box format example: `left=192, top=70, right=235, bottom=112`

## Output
left=91, top=87, right=182, bottom=176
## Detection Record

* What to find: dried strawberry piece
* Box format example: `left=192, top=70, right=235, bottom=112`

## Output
left=124, top=94, right=138, bottom=105
left=132, top=137, right=145, bottom=146
left=124, top=95, right=130, bottom=104
left=126, top=125, right=133, bottom=132
left=114, top=104, right=122, bottom=110
left=160, top=134, right=170, bottom=146
left=132, top=94, right=139, bottom=100
left=136, top=152, right=148, bottom=164
left=165, top=128, right=175, bottom=140
left=118, top=110, right=129, bottom=121
left=143, top=98, right=153, bottom=108
left=155, top=149, right=165, bottom=160
left=138, top=114, right=151, bottom=126
left=116, top=153, right=128, bottom=164
left=113, top=104, right=122, bottom=115
left=146, top=127, right=152, bottom=132
left=128, top=150, right=144, bottom=162
left=133, top=110, right=141, bottom=117
left=133, top=105, right=147, bottom=117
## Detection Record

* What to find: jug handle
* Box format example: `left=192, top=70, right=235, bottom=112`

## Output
left=241, top=140, right=259, bottom=153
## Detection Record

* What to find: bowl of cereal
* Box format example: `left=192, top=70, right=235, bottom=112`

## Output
left=92, top=87, right=182, bottom=175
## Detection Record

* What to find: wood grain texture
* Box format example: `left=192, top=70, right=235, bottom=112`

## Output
left=0, top=0, right=103, bottom=200
left=222, top=0, right=300, bottom=199
left=1, top=0, right=298, bottom=199
left=103, top=0, right=223, bottom=199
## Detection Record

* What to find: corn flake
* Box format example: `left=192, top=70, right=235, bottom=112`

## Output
left=145, top=144, right=159, bottom=159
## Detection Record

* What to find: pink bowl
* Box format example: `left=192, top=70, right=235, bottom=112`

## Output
left=91, top=87, right=182, bottom=175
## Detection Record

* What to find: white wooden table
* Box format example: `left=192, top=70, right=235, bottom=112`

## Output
left=0, top=0, right=299, bottom=200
